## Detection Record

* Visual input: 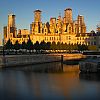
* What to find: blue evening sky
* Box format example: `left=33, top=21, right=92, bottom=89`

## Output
left=0, top=0, right=100, bottom=41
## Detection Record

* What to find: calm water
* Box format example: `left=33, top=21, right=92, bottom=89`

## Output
left=0, top=63, right=100, bottom=100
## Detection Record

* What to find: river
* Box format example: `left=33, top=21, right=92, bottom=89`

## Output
left=0, top=62, right=100, bottom=100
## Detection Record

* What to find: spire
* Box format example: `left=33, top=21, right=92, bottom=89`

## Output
left=59, top=12, right=61, bottom=17
left=8, top=11, right=14, bottom=15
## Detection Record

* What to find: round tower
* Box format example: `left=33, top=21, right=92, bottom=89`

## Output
left=77, top=15, right=85, bottom=26
left=7, top=13, right=17, bottom=38
left=34, top=10, right=42, bottom=23
left=64, top=8, right=73, bottom=23
left=8, top=14, right=16, bottom=27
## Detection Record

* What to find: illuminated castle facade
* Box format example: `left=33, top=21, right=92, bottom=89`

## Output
left=4, top=8, right=97, bottom=49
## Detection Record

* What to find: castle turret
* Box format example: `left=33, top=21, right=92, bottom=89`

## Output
left=64, top=8, right=73, bottom=23
left=77, top=15, right=86, bottom=33
left=7, top=14, right=17, bottom=38
left=34, top=10, right=42, bottom=23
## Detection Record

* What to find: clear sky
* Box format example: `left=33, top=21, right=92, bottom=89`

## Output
left=0, top=0, right=100, bottom=42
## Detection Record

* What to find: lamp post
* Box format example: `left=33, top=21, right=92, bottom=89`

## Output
left=2, top=38, right=6, bottom=67
left=3, top=39, right=5, bottom=57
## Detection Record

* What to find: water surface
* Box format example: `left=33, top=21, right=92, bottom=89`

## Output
left=0, top=63, right=100, bottom=100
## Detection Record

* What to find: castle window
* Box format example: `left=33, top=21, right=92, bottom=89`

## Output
left=50, top=37, right=51, bottom=40
left=69, top=27, right=71, bottom=33
left=45, top=29, right=46, bottom=32
left=69, top=36, right=71, bottom=40
left=69, top=27, right=71, bottom=31
left=52, top=37, right=53, bottom=40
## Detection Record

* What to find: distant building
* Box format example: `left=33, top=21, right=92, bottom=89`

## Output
left=4, top=8, right=97, bottom=50
left=96, top=25, right=100, bottom=50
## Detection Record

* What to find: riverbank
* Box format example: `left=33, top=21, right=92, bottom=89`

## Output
left=0, top=53, right=85, bottom=68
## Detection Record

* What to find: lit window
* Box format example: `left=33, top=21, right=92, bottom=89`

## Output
left=45, top=29, right=46, bottom=32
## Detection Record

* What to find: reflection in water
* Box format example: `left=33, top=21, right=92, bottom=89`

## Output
left=79, top=73, right=100, bottom=81
left=0, top=63, right=100, bottom=100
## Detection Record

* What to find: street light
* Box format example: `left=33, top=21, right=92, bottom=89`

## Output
left=2, top=35, right=5, bottom=57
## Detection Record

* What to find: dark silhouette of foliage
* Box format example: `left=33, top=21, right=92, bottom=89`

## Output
left=13, top=40, right=20, bottom=50
left=5, top=39, right=13, bottom=50
left=46, top=42, right=51, bottom=50
left=78, top=44, right=88, bottom=51
left=34, top=41, right=40, bottom=51
left=27, top=38, right=33, bottom=50
left=50, top=41, right=57, bottom=50
left=40, top=40, right=46, bottom=50
left=21, top=41, right=27, bottom=49
left=56, top=42, right=61, bottom=50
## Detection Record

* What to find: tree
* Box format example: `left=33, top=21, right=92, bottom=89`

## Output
left=50, top=41, right=57, bottom=50
left=77, top=44, right=88, bottom=51
left=27, top=38, right=33, bottom=50
left=21, top=41, right=27, bottom=50
left=5, top=39, right=13, bottom=50
left=66, top=44, right=73, bottom=53
left=73, top=44, right=78, bottom=50
left=81, top=44, right=88, bottom=51
left=34, top=41, right=40, bottom=52
left=60, top=42, right=65, bottom=50
left=13, top=40, right=20, bottom=51
left=40, top=40, right=46, bottom=50
left=46, top=42, right=51, bottom=50
left=56, top=42, right=61, bottom=50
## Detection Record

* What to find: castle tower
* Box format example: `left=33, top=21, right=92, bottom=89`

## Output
left=32, top=10, right=42, bottom=33
left=50, top=18, right=56, bottom=33
left=8, top=14, right=16, bottom=28
left=77, top=15, right=85, bottom=26
left=57, top=15, right=62, bottom=33
left=34, top=10, right=42, bottom=23
left=7, top=13, right=17, bottom=39
left=77, top=15, right=86, bottom=33
left=64, top=8, right=73, bottom=23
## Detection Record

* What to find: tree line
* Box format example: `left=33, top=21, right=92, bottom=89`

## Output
left=4, top=39, right=88, bottom=52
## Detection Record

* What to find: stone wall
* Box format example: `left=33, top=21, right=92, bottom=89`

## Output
left=0, top=54, right=61, bottom=68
